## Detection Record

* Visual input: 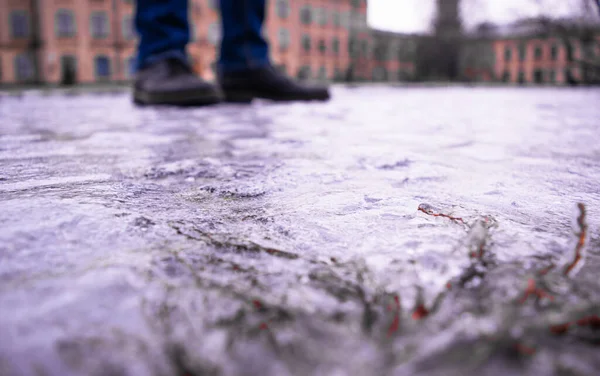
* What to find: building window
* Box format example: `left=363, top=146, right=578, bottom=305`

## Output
left=278, top=28, right=290, bottom=50
left=208, top=22, right=221, bottom=45
left=297, top=65, right=311, bottom=80
left=348, top=38, right=358, bottom=56
left=550, top=44, right=558, bottom=61
left=318, top=66, right=327, bottom=80
left=504, top=46, right=512, bottom=62
left=318, top=39, right=326, bottom=54
left=276, top=0, right=290, bottom=18
left=126, top=56, right=136, bottom=78
left=332, top=12, right=341, bottom=27
left=518, top=71, right=526, bottom=84
left=334, top=67, right=342, bottom=80
left=374, top=44, right=387, bottom=61
left=361, top=40, right=368, bottom=57
left=502, top=71, right=510, bottom=82
left=534, top=46, right=543, bottom=61
left=548, top=70, right=556, bottom=83
left=300, top=6, right=312, bottom=24
left=55, top=9, right=76, bottom=37
left=14, top=54, right=35, bottom=82
left=373, top=67, right=387, bottom=81
left=302, top=34, right=311, bottom=51
left=10, top=10, right=30, bottom=38
left=94, top=55, right=111, bottom=80
left=90, top=11, right=109, bottom=39
left=317, top=8, right=327, bottom=26
left=584, top=44, right=595, bottom=59
left=518, top=43, right=526, bottom=61
left=341, top=12, right=350, bottom=29
left=122, top=15, right=135, bottom=39
left=332, top=38, right=340, bottom=54
left=534, top=69, right=544, bottom=83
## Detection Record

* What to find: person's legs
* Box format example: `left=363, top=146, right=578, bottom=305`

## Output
left=135, top=0, right=189, bottom=70
left=217, top=0, right=330, bottom=102
left=133, top=0, right=222, bottom=106
left=218, top=0, right=269, bottom=73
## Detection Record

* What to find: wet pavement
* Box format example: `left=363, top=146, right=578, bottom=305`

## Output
left=1, top=86, right=599, bottom=376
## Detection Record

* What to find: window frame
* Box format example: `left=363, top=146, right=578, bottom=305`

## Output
left=14, top=53, right=35, bottom=82
left=55, top=8, right=77, bottom=38
left=332, top=37, right=340, bottom=55
left=518, top=43, right=527, bottom=61
left=300, top=6, right=312, bottom=25
left=10, top=10, right=30, bottom=39
left=90, top=11, right=109, bottom=39
left=94, top=55, right=111, bottom=80
left=122, top=14, right=135, bottom=40
left=302, top=34, right=311, bottom=52
left=125, top=56, right=136, bottom=78
left=534, top=45, right=543, bottom=61
left=504, top=46, right=512, bottom=62
left=278, top=28, right=290, bottom=50
left=276, top=0, right=290, bottom=19
left=550, top=44, right=558, bottom=61
left=318, top=39, right=326, bottom=54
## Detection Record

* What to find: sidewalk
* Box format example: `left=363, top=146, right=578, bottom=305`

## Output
left=1, top=86, right=599, bottom=376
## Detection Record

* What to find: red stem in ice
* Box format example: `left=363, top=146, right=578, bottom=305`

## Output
left=418, top=204, right=466, bottom=225
left=563, top=203, right=587, bottom=277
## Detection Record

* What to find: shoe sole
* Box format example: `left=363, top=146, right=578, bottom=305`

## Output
left=224, top=90, right=330, bottom=103
left=133, top=89, right=223, bottom=107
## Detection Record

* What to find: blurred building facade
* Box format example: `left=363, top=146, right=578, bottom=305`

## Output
left=0, top=0, right=139, bottom=85
left=0, top=0, right=370, bottom=86
left=460, top=19, right=600, bottom=85
left=369, top=29, right=418, bottom=82
left=2, top=0, right=598, bottom=87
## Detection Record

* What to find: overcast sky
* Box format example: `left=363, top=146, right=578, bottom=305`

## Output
left=367, top=0, right=587, bottom=33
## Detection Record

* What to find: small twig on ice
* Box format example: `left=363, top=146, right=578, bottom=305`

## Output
left=411, top=286, right=431, bottom=320
left=387, top=295, right=401, bottom=336
left=563, top=203, right=588, bottom=278
left=518, top=278, right=554, bottom=304
left=418, top=203, right=466, bottom=225
left=514, top=342, right=536, bottom=356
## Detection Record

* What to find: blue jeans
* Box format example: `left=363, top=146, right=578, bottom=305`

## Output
left=134, top=0, right=269, bottom=73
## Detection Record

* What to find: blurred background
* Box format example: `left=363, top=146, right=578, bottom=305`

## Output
left=0, top=0, right=599, bottom=88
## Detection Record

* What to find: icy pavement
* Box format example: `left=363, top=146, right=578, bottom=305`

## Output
left=1, top=86, right=599, bottom=376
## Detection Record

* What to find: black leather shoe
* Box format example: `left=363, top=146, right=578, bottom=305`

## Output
left=133, top=58, right=222, bottom=106
left=218, top=65, right=330, bottom=103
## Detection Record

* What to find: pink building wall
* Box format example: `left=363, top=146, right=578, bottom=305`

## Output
left=0, top=0, right=368, bottom=85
